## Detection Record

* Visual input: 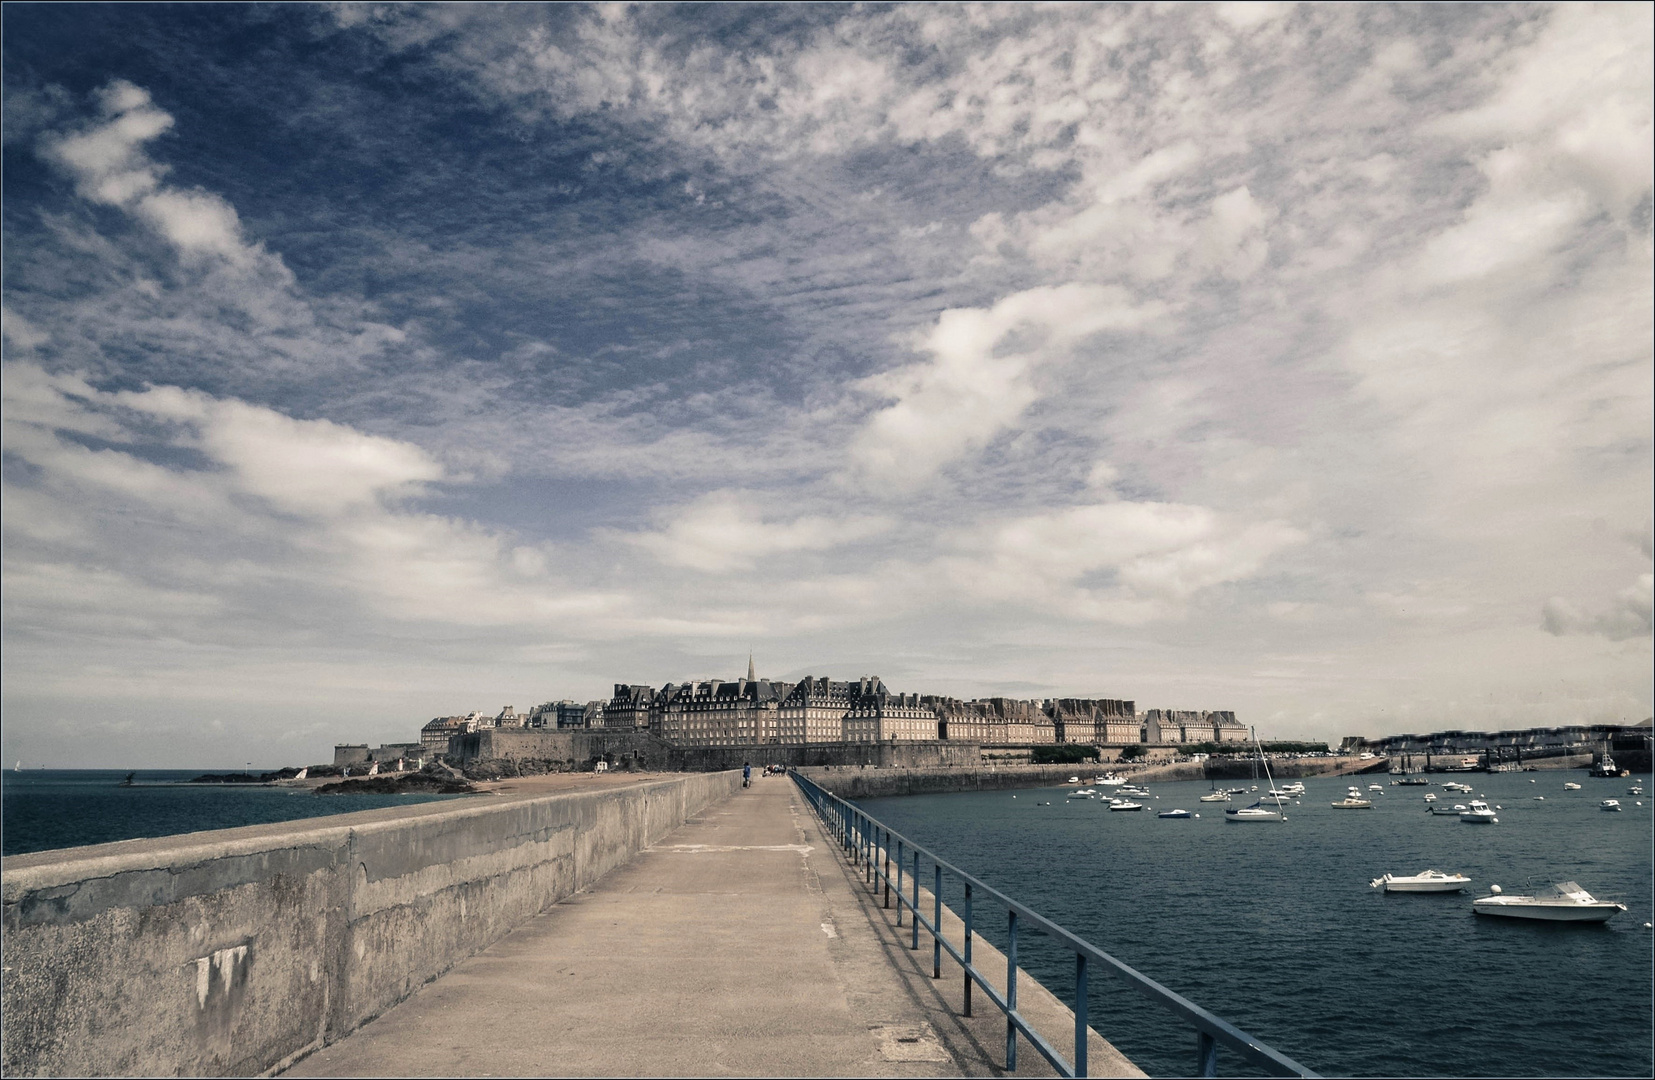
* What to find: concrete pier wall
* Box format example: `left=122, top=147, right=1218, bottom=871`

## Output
left=0, top=773, right=740, bottom=1078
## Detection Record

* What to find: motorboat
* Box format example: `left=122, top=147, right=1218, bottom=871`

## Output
left=1367, top=783, right=1384, bottom=792
left=1629, top=785, right=1644, bottom=796
left=1117, top=785, right=1151, bottom=797
left=1429, top=803, right=1469, bottom=816
left=1563, top=782, right=1582, bottom=791
left=1600, top=799, right=1622, bottom=812
left=1199, top=791, right=1231, bottom=803
left=1227, top=787, right=1252, bottom=795
left=1066, top=788, right=1096, bottom=799
left=1225, top=802, right=1284, bottom=823
left=1370, top=870, right=1472, bottom=893
left=1069, top=777, right=1081, bottom=784
left=1442, top=781, right=1474, bottom=794
left=1157, top=808, right=1192, bottom=819
left=1097, top=775, right=1128, bottom=787
left=1472, top=882, right=1626, bottom=923
left=1108, top=799, right=1146, bottom=812
left=1394, top=777, right=1428, bottom=786
left=1460, top=800, right=1498, bottom=823
left=1332, top=788, right=1373, bottom=809
left=1423, top=792, right=1437, bottom=802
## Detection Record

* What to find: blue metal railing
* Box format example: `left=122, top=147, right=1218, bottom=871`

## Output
left=791, top=771, right=1319, bottom=1079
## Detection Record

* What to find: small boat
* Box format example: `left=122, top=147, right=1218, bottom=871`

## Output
left=1563, top=782, right=1581, bottom=791
left=1628, top=786, right=1643, bottom=796
left=1473, top=882, right=1626, bottom=923
left=1158, top=808, right=1192, bottom=819
left=1069, top=776, right=1081, bottom=784
left=1600, top=799, right=1622, bottom=812
left=1225, top=802, right=1283, bottom=822
left=1460, top=800, right=1498, bottom=823
left=1429, top=803, right=1469, bottom=816
left=1332, top=788, right=1373, bottom=809
left=1394, top=777, right=1428, bottom=786
left=1423, top=793, right=1437, bottom=802
left=1066, top=789, right=1096, bottom=799
left=1227, top=787, right=1251, bottom=795
left=1098, top=775, right=1128, bottom=787
left=1117, top=785, right=1151, bottom=796
left=1198, top=791, right=1231, bottom=803
left=1370, top=870, right=1471, bottom=893
left=1534, top=796, right=1545, bottom=801
left=1367, top=783, right=1384, bottom=792
left=1108, top=799, right=1146, bottom=812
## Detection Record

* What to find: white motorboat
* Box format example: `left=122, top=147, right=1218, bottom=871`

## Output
left=1225, top=803, right=1283, bottom=822
left=1370, top=870, right=1472, bottom=893
left=1473, top=882, right=1626, bottom=923
left=1563, top=782, right=1581, bottom=791
left=1628, top=786, right=1643, bottom=796
left=1066, top=788, right=1096, bottom=799
left=1367, top=783, right=1384, bottom=792
left=1118, top=785, right=1151, bottom=796
left=1460, top=800, right=1498, bottom=824
left=1069, top=776, right=1081, bottom=784
left=1599, top=799, right=1622, bottom=812
left=1157, top=808, right=1192, bottom=819
left=1443, top=781, right=1474, bottom=794
left=1108, top=799, right=1145, bottom=812
left=1199, top=791, right=1231, bottom=803
left=1332, top=788, right=1373, bottom=809
left=1097, top=775, right=1128, bottom=787
left=1423, top=792, right=1437, bottom=802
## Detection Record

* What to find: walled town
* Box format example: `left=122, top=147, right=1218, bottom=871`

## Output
left=377, top=658, right=1248, bottom=765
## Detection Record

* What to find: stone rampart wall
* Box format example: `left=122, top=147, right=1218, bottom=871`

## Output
left=0, top=772, right=740, bottom=1077
left=450, top=729, right=983, bottom=771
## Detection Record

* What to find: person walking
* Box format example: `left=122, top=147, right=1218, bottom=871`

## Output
left=742, top=761, right=751, bottom=788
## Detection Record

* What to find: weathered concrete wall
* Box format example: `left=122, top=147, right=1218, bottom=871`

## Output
left=0, top=772, right=740, bottom=1078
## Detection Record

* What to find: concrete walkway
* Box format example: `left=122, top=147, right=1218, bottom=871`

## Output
left=285, top=777, right=1140, bottom=1078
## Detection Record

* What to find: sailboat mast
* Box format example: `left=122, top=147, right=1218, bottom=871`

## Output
left=1254, top=726, right=1285, bottom=822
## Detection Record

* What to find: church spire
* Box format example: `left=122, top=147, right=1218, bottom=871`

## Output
left=747, top=651, right=756, bottom=682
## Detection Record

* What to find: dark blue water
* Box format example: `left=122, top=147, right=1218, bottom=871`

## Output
left=1, top=770, right=469, bottom=857
left=860, top=773, right=1654, bottom=1079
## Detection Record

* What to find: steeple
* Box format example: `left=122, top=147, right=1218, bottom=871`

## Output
left=747, top=651, right=756, bottom=682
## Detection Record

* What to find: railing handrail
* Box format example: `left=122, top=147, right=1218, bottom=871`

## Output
left=790, top=770, right=1319, bottom=1079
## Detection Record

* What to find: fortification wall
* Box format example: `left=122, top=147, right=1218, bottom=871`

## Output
left=0, top=772, right=740, bottom=1078
left=796, top=763, right=1099, bottom=799
left=450, top=729, right=983, bottom=771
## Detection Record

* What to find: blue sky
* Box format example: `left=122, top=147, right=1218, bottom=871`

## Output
left=3, top=3, right=1650, bottom=767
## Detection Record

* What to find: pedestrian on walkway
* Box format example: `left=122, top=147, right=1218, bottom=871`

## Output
left=742, top=761, right=751, bottom=787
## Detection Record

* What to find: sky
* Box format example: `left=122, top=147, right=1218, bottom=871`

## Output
left=2, top=3, right=1650, bottom=769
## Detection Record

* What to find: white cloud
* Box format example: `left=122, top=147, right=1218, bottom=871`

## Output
left=1543, top=575, right=1653, bottom=642
left=618, top=490, right=890, bottom=573
left=939, top=500, right=1305, bottom=622
left=849, top=284, right=1164, bottom=489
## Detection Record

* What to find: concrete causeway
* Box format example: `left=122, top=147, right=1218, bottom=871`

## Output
left=284, top=776, right=1143, bottom=1078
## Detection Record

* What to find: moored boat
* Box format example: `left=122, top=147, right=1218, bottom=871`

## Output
left=1599, top=799, right=1622, bottom=812
left=1332, top=787, right=1373, bottom=809
left=1157, top=808, right=1192, bottom=819
left=1225, top=802, right=1283, bottom=822
left=1199, top=791, right=1231, bottom=803
left=1370, top=870, right=1471, bottom=893
left=1460, top=800, right=1498, bottom=823
left=1473, top=882, right=1626, bottom=923
left=1108, top=799, right=1145, bottom=812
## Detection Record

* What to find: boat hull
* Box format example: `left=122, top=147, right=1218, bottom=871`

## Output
left=1382, top=880, right=1468, bottom=893
left=1473, top=901, right=1623, bottom=923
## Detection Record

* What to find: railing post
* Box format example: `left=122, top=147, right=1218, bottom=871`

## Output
left=895, top=839, right=904, bottom=924
left=1006, top=908, right=1019, bottom=1070
left=1075, top=952, right=1088, bottom=1078
left=911, top=849, right=920, bottom=950
left=963, top=882, right=973, bottom=1017
left=883, top=830, right=891, bottom=909
left=1198, top=1031, right=1218, bottom=1078
left=933, top=863, right=943, bottom=978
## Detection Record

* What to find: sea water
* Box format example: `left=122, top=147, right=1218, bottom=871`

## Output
left=859, top=772, right=1653, bottom=1079
left=0, top=769, right=467, bottom=857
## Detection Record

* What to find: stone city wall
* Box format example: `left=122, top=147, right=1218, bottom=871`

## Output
left=449, top=728, right=984, bottom=771
left=0, top=772, right=740, bottom=1077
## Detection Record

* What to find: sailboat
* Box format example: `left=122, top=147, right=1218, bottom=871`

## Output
left=1199, top=770, right=1230, bottom=803
left=1226, top=728, right=1286, bottom=823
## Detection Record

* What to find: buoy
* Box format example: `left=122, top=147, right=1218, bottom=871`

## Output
left=1490, top=885, right=1503, bottom=895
